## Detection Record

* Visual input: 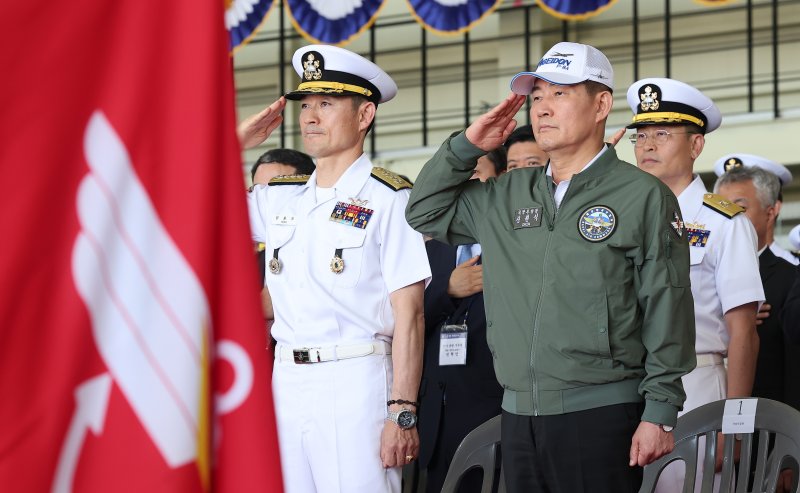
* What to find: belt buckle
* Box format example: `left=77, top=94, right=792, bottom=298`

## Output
left=293, top=348, right=311, bottom=364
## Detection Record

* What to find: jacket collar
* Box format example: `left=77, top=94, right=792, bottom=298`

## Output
left=300, top=153, right=371, bottom=210
left=537, top=144, right=618, bottom=195
left=677, top=175, right=706, bottom=222
left=330, top=153, right=372, bottom=198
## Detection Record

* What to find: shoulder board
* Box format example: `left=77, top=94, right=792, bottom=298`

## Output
left=702, top=193, right=744, bottom=219
left=268, top=174, right=310, bottom=186
left=370, top=167, right=412, bottom=191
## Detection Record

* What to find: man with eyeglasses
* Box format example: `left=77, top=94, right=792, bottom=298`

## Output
left=626, top=77, right=764, bottom=492
left=407, top=44, right=697, bottom=493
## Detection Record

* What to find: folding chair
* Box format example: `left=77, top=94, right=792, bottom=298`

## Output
left=640, top=398, right=800, bottom=493
left=440, top=414, right=504, bottom=493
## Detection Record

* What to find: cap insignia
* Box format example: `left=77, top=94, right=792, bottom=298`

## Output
left=302, top=51, right=323, bottom=82
left=724, top=157, right=743, bottom=172
left=639, top=85, right=661, bottom=112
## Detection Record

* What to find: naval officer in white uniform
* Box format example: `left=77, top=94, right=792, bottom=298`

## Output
left=248, top=44, right=431, bottom=493
left=713, top=153, right=798, bottom=266
left=626, top=77, right=764, bottom=492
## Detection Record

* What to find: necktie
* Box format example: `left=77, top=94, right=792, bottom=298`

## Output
left=456, top=244, right=474, bottom=266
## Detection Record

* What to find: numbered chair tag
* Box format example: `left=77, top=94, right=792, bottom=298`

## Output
left=722, top=398, right=758, bottom=435
left=439, top=323, right=468, bottom=366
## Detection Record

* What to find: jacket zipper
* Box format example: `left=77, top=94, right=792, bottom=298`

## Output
left=529, top=179, right=565, bottom=415
left=531, top=178, right=575, bottom=415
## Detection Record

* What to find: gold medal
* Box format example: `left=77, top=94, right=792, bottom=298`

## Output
left=269, top=248, right=282, bottom=274
left=269, top=257, right=282, bottom=275
left=330, top=255, right=344, bottom=274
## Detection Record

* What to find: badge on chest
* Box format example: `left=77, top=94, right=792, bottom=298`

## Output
left=513, top=207, right=542, bottom=229
left=330, top=201, right=373, bottom=229
left=272, top=214, right=297, bottom=226
left=686, top=228, right=711, bottom=248
left=578, top=205, right=617, bottom=242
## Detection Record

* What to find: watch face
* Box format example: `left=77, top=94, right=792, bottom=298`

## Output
left=397, top=410, right=417, bottom=429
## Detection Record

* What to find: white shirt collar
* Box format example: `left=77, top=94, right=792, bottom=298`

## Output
left=544, top=144, right=607, bottom=179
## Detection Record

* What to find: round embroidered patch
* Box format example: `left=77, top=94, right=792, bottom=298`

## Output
left=578, top=205, right=617, bottom=242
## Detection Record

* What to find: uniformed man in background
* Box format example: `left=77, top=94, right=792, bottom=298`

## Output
left=248, top=44, right=431, bottom=493
left=626, top=77, right=765, bottom=492
left=406, top=42, right=696, bottom=493
left=713, top=154, right=797, bottom=266
left=714, top=165, right=800, bottom=413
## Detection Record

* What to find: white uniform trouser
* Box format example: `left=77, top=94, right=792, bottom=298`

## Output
left=273, top=349, right=400, bottom=493
left=655, top=360, right=727, bottom=493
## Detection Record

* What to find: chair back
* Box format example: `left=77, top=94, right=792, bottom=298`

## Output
left=639, top=398, right=800, bottom=493
left=441, top=414, right=504, bottom=493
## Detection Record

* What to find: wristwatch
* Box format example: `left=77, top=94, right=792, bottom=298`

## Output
left=660, top=424, right=674, bottom=433
left=387, top=409, right=418, bottom=430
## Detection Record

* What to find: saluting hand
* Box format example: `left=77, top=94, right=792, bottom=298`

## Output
left=606, top=127, right=626, bottom=147
left=465, top=93, right=527, bottom=152
left=237, top=97, right=286, bottom=150
left=447, top=256, right=483, bottom=298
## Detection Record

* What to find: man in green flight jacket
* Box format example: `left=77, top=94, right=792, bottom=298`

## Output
left=405, top=42, right=696, bottom=493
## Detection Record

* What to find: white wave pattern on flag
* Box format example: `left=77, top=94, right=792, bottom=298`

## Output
left=306, top=0, right=363, bottom=20
left=225, top=0, right=259, bottom=29
left=433, top=0, right=469, bottom=6
left=71, top=111, right=209, bottom=468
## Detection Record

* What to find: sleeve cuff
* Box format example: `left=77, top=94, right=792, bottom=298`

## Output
left=641, top=399, right=680, bottom=427
left=449, top=132, right=487, bottom=167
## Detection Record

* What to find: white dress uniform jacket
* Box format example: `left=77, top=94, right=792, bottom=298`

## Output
left=656, top=175, right=764, bottom=493
left=248, top=154, right=431, bottom=493
left=249, top=154, right=431, bottom=346
left=679, top=175, right=764, bottom=356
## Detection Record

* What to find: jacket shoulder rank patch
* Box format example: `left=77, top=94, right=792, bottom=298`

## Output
left=268, top=174, right=311, bottom=186
left=370, top=167, right=412, bottom=191
left=702, top=193, right=744, bottom=219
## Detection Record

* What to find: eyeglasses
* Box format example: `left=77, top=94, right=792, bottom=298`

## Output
left=628, top=129, right=698, bottom=147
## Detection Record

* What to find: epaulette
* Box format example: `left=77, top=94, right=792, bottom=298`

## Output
left=370, top=167, right=412, bottom=191
left=268, top=174, right=311, bottom=186
left=702, top=193, right=744, bottom=219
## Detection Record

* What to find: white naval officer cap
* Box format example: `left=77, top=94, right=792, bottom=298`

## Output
left=510, top=42, right=614, bottom=95
left=713, top=153, right=792, bottom=186
left=626, top=78, right=721, bottom=134
left=285, top=44, right=397, bottom=105
left=789, top=224, right=800, bottom=250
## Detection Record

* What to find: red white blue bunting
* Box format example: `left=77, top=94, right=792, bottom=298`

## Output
left=535, top=0, right=617, bottom=21
left=406, top=0, right=503, bottom=35
left=285, top=0, right=387, bottom=46
left=692, top=0, right=735, bottom=5
left=227, top=0, right=276, bottom=53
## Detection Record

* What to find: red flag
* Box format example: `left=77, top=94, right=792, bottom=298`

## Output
left=0, top=2, right=282, bottom=492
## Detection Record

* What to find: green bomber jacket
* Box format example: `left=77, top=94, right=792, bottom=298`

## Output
left=406, top=131, right=697, bottom=427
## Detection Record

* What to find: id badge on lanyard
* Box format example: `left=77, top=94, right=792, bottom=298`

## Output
left=439, top=318, right=468, bottom=366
